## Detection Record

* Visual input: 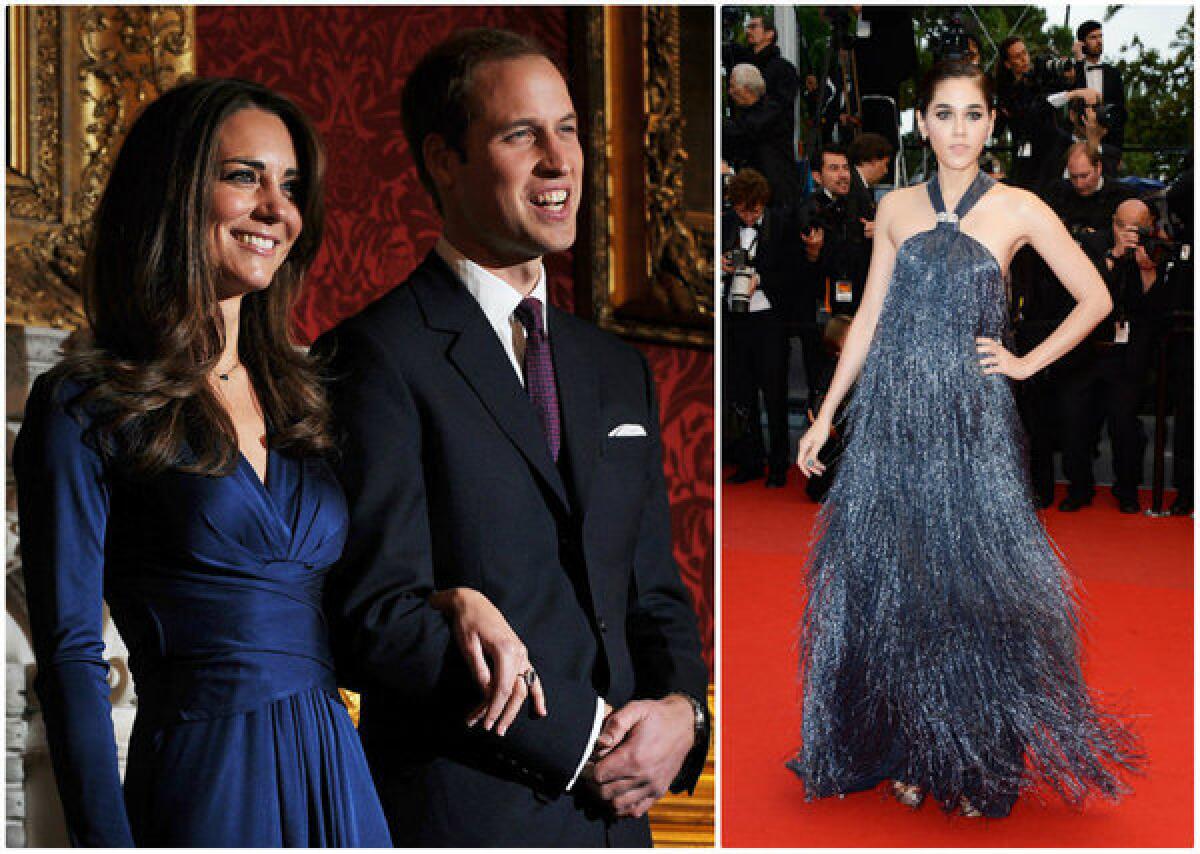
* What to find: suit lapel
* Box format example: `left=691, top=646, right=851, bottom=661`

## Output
left=412, top=255, right=570, bottom=511
left=549, top=308, right=601, bottom=517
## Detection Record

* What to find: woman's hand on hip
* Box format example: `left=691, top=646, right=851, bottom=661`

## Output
left=977, top=337, right=1031, bottom=380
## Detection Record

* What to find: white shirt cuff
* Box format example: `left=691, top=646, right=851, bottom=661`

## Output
left=1046, top=91, right=1069, bottom=109
left=564, top=697, right=606, bottom=791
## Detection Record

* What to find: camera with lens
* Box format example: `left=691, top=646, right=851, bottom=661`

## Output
left=1136, top=226, right=1183, bottom=264
left=929, top=15, right=972, bottom=63
left=1067, top=96, right=1114, bottom=128
left=1068, top=222, right=1099, bottom=243
left=796, top=197, right=843, bottom=240
left=725, top=247, right=756, bottom=313
left=1029, top=54, right=1073, bottom=90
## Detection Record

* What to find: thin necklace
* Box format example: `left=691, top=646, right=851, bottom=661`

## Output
left=216, top=360, right=241, bottom=382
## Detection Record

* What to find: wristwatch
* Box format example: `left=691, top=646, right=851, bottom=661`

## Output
left=667, top=692, right=711, bottom=794
left=675, top=692, right=708, bottom=747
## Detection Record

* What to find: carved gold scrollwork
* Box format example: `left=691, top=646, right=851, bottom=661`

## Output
left=580, top=6, right=714, bottom=348
left=644, top=6, right=714, bottom=324
left=6, top=6, right=195, bottom=331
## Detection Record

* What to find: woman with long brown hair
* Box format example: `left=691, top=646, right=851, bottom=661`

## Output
left=14, top=77, right=540, bottom=846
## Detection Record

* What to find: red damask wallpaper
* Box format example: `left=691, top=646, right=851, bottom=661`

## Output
left=196, top=6, right=714, bottom=668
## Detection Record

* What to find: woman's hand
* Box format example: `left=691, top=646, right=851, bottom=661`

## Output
left=976, top=337, right=1031, bottom=380
left=429, top=587, right=547, bottom=735
left=796, top=419, right=831, bottom=478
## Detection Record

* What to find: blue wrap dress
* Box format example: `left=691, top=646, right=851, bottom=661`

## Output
left=14, top=374, right=392, bottom=846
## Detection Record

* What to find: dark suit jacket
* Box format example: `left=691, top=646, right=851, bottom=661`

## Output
left=721, top=206, right=807, bottom=320
left=724, top=42, right=800, bottom=137
left=313, top=252, right=709, bottom=847
left=723, top=97, right=801, bottom=207
left=1072, top=60, right=1127, bottom=151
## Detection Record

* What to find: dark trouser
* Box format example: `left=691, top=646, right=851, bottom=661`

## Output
left=1014, top=356, right=1058, bottom=503
left=796, top=319, right=826, bottom=403
left=727, top=309, right=791, bottom=475
left=1170, top=339, right=1193, bottom=501
left=1059, top=344, right=1150, bottom=502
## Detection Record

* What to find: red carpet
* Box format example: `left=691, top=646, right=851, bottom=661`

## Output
left=721, top=475, right=1193, bottom=846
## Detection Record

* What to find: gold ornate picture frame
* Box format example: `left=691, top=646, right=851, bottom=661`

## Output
left=6, top=5, right=195, bottom=330
left=575, top=6, right=714, bottom=348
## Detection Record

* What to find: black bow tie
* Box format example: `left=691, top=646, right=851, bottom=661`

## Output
left=1086, top=64, right=1103, bottom=71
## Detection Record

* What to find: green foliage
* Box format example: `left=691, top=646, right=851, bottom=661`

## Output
left=1115, top=7, right=1193, bottom=180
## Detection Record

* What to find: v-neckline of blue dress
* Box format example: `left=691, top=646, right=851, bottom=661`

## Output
left=236, top=445, right=299, bottom=541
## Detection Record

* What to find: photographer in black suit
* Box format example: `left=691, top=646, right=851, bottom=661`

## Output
left=791, top=146, right=865, bottom=407
left=724, top=63, right=802, bottom=208
left=997, top=36, right=1101, bottom=193
left=1058, top=199, right=1173, bottom=513
left=1045, top=142, right=1137, bottom=235
left=725, top=13, right=800, bottom=140
left=1071, top=20, right=1127, bottom=164
left=723, top=169, right=801, bottom=488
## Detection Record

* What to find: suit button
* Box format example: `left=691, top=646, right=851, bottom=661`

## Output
left=598, top=618, right=608, bottom=633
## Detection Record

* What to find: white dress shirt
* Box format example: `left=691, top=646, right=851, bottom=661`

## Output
left=738, top=220, right=772, bottom=313
left=433, top=235, right=606, bottom=789
left=1084, top=61, right=1105, bottom=98
left=435, top=237, right=548, bottom=385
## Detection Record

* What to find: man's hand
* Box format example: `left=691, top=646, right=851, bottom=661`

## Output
left=585, top=696, right=695, bottom=818
left=802, top=226, right=824, bottom=262
left=1113, top=224, right=1139, bottom=258
left=1081, top=107, right=1107, bottom=145
left=860, top=217, right=875, bottom=240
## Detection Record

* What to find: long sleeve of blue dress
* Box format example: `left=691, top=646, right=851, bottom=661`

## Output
left=14, top=376, right=136, bottom=846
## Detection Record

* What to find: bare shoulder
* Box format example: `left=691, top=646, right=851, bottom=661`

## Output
left=990, top=183, right=1052, bottom=223
left=877, top=185, right=925, bottom=246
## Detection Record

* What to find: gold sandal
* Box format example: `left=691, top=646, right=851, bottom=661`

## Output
left=958, top=796, right=983, bottom=818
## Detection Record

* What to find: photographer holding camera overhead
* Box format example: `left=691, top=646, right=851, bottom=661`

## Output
left=996, top=35, right=1102, bottom=193
left=1057, top=198, right=1177, bottom=514
left=723, top=169, right=803, bottom=489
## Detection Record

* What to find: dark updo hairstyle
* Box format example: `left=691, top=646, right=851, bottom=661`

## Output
left=915, top=59, right=997, bottom=118
left=54, top=76, right=332, bottom=478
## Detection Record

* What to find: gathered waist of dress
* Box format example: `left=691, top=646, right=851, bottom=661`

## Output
left=108, top=567, right=341, bottom=723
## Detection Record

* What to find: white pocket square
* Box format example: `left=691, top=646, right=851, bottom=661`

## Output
left=607, top=424, right=647, bottom=438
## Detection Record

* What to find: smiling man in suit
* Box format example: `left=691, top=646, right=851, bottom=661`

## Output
left=313, top=28, right=710, bottom=847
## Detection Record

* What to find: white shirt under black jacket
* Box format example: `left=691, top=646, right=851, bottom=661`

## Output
left=434, top=236, right=606, bottom=789
left=1046, top=59, right=1105, bottom=107
left=737, top=218, right=772, bottom=313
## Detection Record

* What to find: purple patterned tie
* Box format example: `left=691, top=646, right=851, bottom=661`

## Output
left=513, top=297, right=562, bottom=461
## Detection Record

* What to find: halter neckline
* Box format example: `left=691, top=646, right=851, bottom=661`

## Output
left=927, top=169, right=995, bottom=226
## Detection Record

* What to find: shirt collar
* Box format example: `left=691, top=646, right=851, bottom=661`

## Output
left=435, top=236, right=548, bottom=335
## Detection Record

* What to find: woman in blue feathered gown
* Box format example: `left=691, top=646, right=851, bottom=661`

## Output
left=789, top=61, right=1140, bottom=818
left=15, top=78, right=541, bottom=847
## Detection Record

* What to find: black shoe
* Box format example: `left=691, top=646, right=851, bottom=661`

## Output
left=1058, top=495, right=1092, bottom=512
left=766, top=470, right=787, bottom=488
left=1117, top=497, right=1141, bottom=514
left=726, top=468, right=763, bottom=484
left=1033, top=493, right=1054, bottom=510
left=1170, top=496, right=1193, bottom=516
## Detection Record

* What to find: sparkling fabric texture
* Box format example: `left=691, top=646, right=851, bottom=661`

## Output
left=788, top=171, right=1140, bottom=815
left=515, top=296, right=563, bottom=461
